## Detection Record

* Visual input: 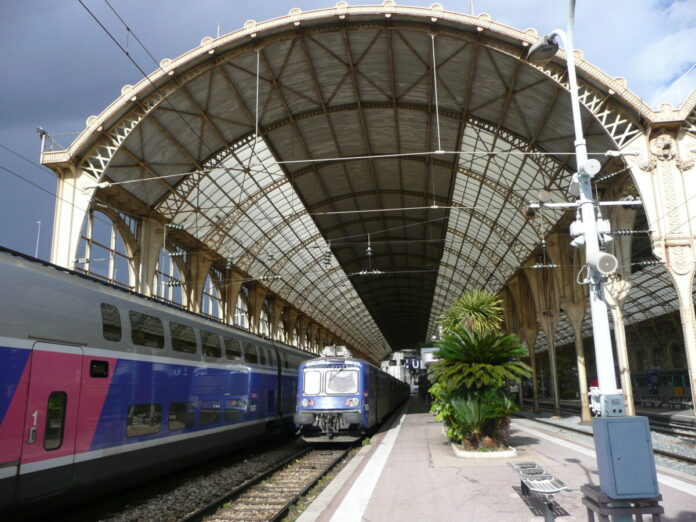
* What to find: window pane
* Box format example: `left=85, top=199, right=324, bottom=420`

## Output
left=170, top=322, right=197, bottom=353
left=200, top=400, right=221, bottom=425
left=224, top=398, right=246, bottom=422
left=100, top=303, right=121, bottom=342
left=326, top=370, right=358, bottom=394
left=127, top=404, right=162, bottom=437
left=258, top=346, right=267, bottom=365
left=44, top=392, right=67, bottom=450
left=303, top=370, right=321, bottom=395
left=244, top=343, right=258, bottom=364
left=200, top=330, right=222, bottom=358
left=129, top=311, right=164, bottom=348
left=224, top=337, right=243, bottom=360
left=90, top=360, right=109, bottom=378
left=168, top=402, right=195, bottom=430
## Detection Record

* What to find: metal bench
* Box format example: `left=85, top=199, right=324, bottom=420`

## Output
left=510, top=463, right=566, bottom=521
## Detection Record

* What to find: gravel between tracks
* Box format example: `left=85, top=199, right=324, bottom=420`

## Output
left=66, top=440, right=308, bottom=522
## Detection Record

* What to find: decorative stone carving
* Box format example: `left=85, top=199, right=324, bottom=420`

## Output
left=642, top=129, right=695, bottom=172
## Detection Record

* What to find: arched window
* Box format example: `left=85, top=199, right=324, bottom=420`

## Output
left=276, top=319, right=286, bottom=343
left=201, top=272, right=222, bottom=319
left=258, top=304, right=271, bottom=337
left=293, top=321, right=301, bottom=348
left=155, top=247, right=185, bottom=305
left=234, top=290, right=249, bottom=329
left=76, top=210, right=133, bottom=288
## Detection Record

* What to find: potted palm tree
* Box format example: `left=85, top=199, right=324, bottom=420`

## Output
left=428, top=291, right=530, bottom=455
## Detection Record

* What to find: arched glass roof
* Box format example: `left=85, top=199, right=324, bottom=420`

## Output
left=42, top=3, right=695, bottom=360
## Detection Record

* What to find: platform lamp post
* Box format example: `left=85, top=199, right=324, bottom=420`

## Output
left=527, top=1, right=661, bottom=516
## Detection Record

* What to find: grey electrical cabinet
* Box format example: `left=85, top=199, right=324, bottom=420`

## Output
left=592, top=416, right=659, bottom=499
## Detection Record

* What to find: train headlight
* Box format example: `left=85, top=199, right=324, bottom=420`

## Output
left=344, top=398, right=359, bottom=407
left=301, top=399, right=309, bottom=407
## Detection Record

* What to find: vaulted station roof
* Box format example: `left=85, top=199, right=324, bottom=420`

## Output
left=45, top=2, right=680, bottom=360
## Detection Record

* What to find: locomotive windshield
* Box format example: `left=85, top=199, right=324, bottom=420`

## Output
left=326, top=369, right=358, bottom=394
left=302, top=367, right=359, bottom=395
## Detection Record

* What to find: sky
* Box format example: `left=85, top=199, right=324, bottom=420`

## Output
left=1, top=0, right=694, bottom=260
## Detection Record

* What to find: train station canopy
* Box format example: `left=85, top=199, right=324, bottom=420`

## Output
left=43, top=3, right=696, bottom=360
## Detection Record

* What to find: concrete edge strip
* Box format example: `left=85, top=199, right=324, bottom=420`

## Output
left=296, top=402, right=410, bottom=522
left=512, top=421, right=696, bottom=497
left=328, top=410, right=407, bottom=522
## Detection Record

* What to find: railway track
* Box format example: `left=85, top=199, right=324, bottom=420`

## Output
left=525, top=400, right=696, bottom=439
left=181, top=446, right=353, bottom=522
left=517, top=415, right=696, bottom=467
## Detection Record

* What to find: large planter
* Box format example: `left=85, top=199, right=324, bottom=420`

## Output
left=451, top=443, right=517, bottom=459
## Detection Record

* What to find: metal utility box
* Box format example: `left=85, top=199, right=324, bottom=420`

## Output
left=592, top=416, right=659, bottom=499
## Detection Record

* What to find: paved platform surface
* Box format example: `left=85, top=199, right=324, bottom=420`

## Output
left=298, top=396, right=696, bottom=522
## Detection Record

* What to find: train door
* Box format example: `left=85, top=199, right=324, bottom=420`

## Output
left=16, top=342, right=83, bottom=502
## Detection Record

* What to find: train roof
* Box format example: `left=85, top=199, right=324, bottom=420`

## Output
left=0, top=245, right=307, bottom=355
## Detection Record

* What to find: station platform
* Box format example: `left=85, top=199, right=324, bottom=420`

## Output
left=297, top=397, right=696, bottom=522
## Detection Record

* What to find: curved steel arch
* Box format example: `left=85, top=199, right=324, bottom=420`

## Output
left=43, top=2, right=670, bottom=355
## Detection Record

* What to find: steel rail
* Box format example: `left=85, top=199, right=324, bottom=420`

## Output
left=180, top=446, right=353, bottom=522
left=515, top=414, right=696, bottom=467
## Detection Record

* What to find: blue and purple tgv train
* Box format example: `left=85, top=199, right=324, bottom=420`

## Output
left=0, top=246, right=312, bottom=512
left=294, top=347, right=409, bottom=441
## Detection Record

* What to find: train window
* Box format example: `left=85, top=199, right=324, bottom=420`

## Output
left=200, top=400, right=221, bottom=426
left=258, top=346, right=267, bottom=365
left=100, top=303, right=121, bottom=342
left=283, top=353, right=289, bottom=369
left=170, top=322, right=197, bottom=353
left=44, top=392, right=67, bottom=450
left=224, top=338, right=243, bottom=360
left=90, top=360, right=109, bottom=378
left=126, top=404, right=162, bottom=437
left=244, top=343, right=258, bottom=364
left=224, top=399, right=245, bottom=422
left=268, top=349, right=276, bottom=367
left=303, top=370, right=321, bottom=395
left=389, top=360, right=397, bottom=366
left=129, top=311, right=164, bottom=348
left=325, top=370, right=358, bottom=394
left=168, top=402, right=195, bottom=430
left=200, top=330, right=222, bottom=358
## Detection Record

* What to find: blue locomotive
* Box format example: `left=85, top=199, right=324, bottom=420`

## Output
left=294, top=346, right=409, bottom=441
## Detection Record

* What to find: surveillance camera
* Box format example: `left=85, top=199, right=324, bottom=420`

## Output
left=525, top=206, right=536, bottom=218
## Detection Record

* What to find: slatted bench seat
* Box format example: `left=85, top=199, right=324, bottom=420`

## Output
left=510, top=462, right=565, bottom=521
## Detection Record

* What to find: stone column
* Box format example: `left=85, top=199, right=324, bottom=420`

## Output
left=136, top=219, right=164, bottom=296
left=667, top=264, right=696, bottom=411
left=283, top=308, right=298, bottom=345
left=188, top=252, right=213, bottom=314
left=509, top=275, right=540, bottom=413
left=223, top=271, right=244, bottom=326
left=523, top=329, right=540, bottom=413
left=525, top=267, right=562, bottom=417
left=605, top=278, right=636, bottom=415
left=49, top=164, right=97, bottom=269
left=247, top=283, right=269, bottom=334
left=624, top=124, right=696, bottom=415
left=297, top=315, right=310, bottom=350
left=565, top=302, right=592, bottom=422
left=269, top=297, right=285, bottom=341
